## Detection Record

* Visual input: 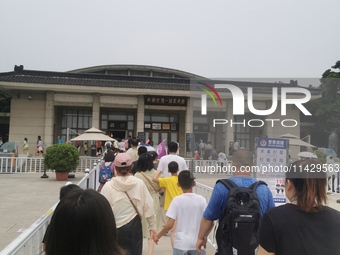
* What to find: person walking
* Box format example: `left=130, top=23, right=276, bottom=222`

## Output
left=97, top=151, right=115, bottom=192
left=44, top=188, right=123, bottom=255
left=84, top=142, right=88, bottom=156
left=157, top=142, right=188, bottom=177
left=153, top=161, right=183, bottom=248
left=135, top=153, right=162, bottom=255
left=196, top=149, right=275, bottom=254
left=217, top=150, right=226, bottom=167
left=101, top=153, right=157, bottom=255
left=23, top=137, right=29, bottom=155
left=211, top=149, right=218, bottom=160
left=153, top=170, right=206, bottom=255
left=258, top=159, right=340, bottom=255
left=36, top=135, right=43, bottom=156
left=148, top=151, right=159, bottom=170
left=131, top=146, right=148, bottom=175
left=126, top=138, right=139, bottom=162
left=233, top=140, right=240, bottom=151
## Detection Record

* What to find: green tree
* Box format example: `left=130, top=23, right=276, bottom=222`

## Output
left=0, top=92, right=11, bottom=113
left=308, top=61, right=340, bottom=133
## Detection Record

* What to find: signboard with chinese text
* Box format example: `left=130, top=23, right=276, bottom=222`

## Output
left=162, top=124, right=170, bottom=130
left=255, top=137, right=288, bottom=204
left=144, top=122, right=178, bottom=131
left=144, top=96, right=187, bottom=106
left=137, top=132, right=146, bottom=143
left=152, top=123, right=162, bottom=130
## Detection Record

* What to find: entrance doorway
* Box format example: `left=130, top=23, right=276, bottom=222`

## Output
left=109, top=130, right=126, bottom=140
left=149, top=131, right=178, bottom=147
left=194, top=133, right=208, bottom=145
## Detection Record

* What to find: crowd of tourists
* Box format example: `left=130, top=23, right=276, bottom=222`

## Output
left=42, top=142, right=340, bottom=255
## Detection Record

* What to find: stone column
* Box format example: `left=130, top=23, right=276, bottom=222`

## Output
left=44, top=91, right=54, bottom=147
left=92, top=94, right=100, bottom=129
left=185, top=98, right=193, bottom=157
left=225, top=99, right=234, bottom=156
left=136, top=96, right=144, bottom=135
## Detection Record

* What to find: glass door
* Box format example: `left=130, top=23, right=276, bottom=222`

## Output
left=149, top=132, right=172, bottom=147
left=152, top=133, right=159, bottom=148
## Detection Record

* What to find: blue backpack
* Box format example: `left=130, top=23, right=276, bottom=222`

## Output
left=99, top=162, right=113, bottom=184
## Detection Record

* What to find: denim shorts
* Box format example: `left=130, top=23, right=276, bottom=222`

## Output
left=173, top=248, right=205, bottom=255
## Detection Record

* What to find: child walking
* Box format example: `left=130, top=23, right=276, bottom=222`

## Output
left=152, top=161, right=183, bottom=211
left=153, top=170, right=207, bottom=255
left=153, top=161, right=183, bottom=248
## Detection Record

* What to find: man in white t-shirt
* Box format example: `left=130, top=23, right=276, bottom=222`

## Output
left=233, top=140, right=240, bottom=151
left=157, top=142, right=188, bottom=177
left=218, top=150, right=227, bottom=167
left=153, top=170, right=207, bottom=255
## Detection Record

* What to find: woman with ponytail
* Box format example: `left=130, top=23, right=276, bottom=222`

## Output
left=258, top=159, right=340, bottom=255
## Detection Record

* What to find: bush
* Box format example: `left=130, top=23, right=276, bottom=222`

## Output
left=44, top=143, right=80, bottom=172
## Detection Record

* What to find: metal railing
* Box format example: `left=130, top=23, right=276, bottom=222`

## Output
left=0, top=156, right=101, bottom=174
left=0, top=157, right=233, bottom=175
left=0, top=160, right=101, bottom=255
left=0, top=159, right=217, bottom=255
left=194, top=182, right=217, bottom=249
left=2, top=156, right=340, bottom=254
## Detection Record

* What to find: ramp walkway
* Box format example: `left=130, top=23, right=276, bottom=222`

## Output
left=1, top=170, right=340, bottom=254
left=0, top=170, right=217, bottom=255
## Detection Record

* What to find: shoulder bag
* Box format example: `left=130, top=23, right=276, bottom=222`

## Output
left=139, top=172, right=159, bottom=193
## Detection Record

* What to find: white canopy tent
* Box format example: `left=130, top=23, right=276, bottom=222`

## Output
left=70, top=127, right=114, bottom=142
left=279, top=134, right=316, bottom=148
left=279, top=133, right=298, bottom=139
left=297, top=151, right=318, bottom=158
left=287, top=138, right=316, bottom=148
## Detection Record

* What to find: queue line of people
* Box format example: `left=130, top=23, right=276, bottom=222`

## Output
left=43, top=147, right=340, bottom=255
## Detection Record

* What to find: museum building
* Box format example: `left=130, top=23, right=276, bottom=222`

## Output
left=0, top=65, right=321, bottom=157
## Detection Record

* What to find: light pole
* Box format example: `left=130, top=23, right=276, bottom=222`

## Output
left=66, top=128, right=80, bottom=143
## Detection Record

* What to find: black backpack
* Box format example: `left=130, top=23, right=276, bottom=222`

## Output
left=215, top=179, right=266, bottom=255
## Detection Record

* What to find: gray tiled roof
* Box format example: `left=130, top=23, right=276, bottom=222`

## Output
left=0, top=68, right=321, bottom=95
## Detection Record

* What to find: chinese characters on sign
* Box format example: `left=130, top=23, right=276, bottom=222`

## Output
left=144, top=96, right=187, bottom=106
left=256, top=137, right=288, bottom=204
left=152, top=123, right=162, bottom=130
left=145, top=123, right=178, bottom=131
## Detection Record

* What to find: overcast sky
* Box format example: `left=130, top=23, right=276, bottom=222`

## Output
left=0, top=0, right=339, bottom=79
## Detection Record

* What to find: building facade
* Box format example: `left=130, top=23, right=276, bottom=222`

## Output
left=0, top=65, right=321, bottom=157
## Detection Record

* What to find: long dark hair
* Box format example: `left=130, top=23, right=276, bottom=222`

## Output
left=104, top=151, right=115, bottom=162
left=286, top=159, right=327, bottom=212
left=136, top=153, right=154, bottom=172
left=45, top=189, right=122, bottom=255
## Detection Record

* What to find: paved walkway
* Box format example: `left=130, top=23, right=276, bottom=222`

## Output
left=1, top=172, right=340, bottom=254
left=0, top=173, right=216, bottom=254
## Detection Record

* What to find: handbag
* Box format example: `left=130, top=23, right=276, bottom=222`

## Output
left=139, top=172, right=159, bottom=193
